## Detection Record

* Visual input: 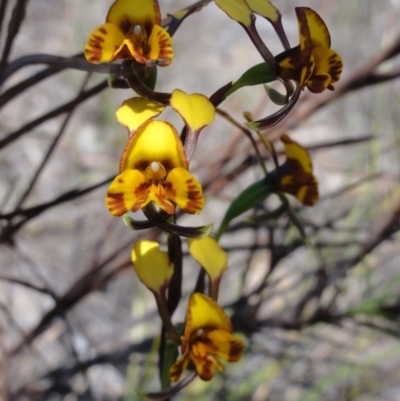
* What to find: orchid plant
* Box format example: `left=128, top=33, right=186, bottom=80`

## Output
left=84, top=0, right=342, bottom=397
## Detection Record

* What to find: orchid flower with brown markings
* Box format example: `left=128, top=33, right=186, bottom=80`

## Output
left=106, top=90, right=215, bottom=217
left=276, top=7, right=343, bottom=93
left=170, top=293, right=244, bottom=382
left=85, top=0, right=173, bottom=66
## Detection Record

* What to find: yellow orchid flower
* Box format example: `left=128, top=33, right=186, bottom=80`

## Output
left=278, top=134, right=318, bottom=206
left=85, top=0, right=174, bottom=66
left=106, top=119, right=204, bottom=216
left=276, top=7, right=343, bottom=93
left=170, top=293, right=244, bottom=382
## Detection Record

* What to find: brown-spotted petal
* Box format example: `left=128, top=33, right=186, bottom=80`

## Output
left=106, top=170, right=149, bottom=216
left=164, top=168, right=204, bottom=214
left=146, top=25, right=174, bottom=65
left=84, top=23, right=126, bottom=64
left=306, top=47, right=343, bottom=93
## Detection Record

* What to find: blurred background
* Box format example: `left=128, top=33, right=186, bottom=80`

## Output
left=1, top=0, right=400, bottom=400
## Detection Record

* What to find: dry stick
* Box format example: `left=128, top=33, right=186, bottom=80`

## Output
left=0, top=175, right=113, bottom=243
left=0, top=0, right=9, bottom=35
left=0, top=0, right=29, bottom=69
left=0, top=53, right=116, bottom=84
left=8, top=223, right=162, bottom=355
left=0, top=276, right=57, bottom=298
left=0, top=79, right=107, bottom=149
left=13, top=73, right=92, bottom=211
left=0, top=175, right=113, bottom=221
left=0, top=65, right=62, bottom=107
left=9, top=259, right=132, bottom=356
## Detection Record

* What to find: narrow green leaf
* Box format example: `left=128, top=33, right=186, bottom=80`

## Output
left=216, top=180, right=274, bottom=239
left=224, top=63, right=276, bottom=99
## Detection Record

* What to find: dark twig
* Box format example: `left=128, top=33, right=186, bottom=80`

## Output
left=0, top=80, right=108, bottom=149
left=13, top=73, right=92, bottom=210
left=0, top=0, right=8, bottom=35
left=0, top=0, right=29, bottom=69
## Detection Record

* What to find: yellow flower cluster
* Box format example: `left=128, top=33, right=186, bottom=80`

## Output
left=83, top=0, right=342, bottom=393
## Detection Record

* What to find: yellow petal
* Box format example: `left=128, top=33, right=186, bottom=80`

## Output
left=170, top=350, right=191, bottom=382
left=84, top=23, right=125, bottom=64
left=294, top=8, right=313, bottom=60
left=170, top=89, right=215, bottom=132
left=281, top=134, right=312, bottom=174
left=131, top=240, right=174, bottom=292
left=205, top=330, right=244, bottom=362
left=214, top=0, right=252, bottom=26
left=182, top=293, right=232, bottom=352
left=245, top=0, right=279, bottom=22
left=120, top=120, right=188, bottom=173
left=107, top=0, right=161, bottom=28
left=188, top=237, right=227, bottom=281
left=146, top=25, right=174, bottom=66
left=106, top=170, right=149, bottom=216
left=116, top=97, right=165, bottom=135
left=298, top=7, right=330, bottom=48
left=165, top=168, right=204, bottom=214
left=306, top=47, right=343, bottom=93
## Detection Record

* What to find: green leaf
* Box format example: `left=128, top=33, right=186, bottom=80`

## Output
left=224, top=63, right=277, bottom=99
left=215, top=179, right=274, bottom=239
left=263, top=84, right=288, bottom=105
left=143, top=66, right=158, bottom=91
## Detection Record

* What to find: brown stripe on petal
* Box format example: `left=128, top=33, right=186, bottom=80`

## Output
left=227, top=339, right=244, bottom=362
left=328, top=53, right=343, bottom=83
left=134, top=181, right=150, bottom=196
left=106, top=192, right=128, bottom=216
left=184, top=179, right=204, bottom=214
left=163, top=181, right=176, bottom=198
left=99, top=27, right=107, bottom=35
left=196, top=357, right=215, bottom=381
left=306, top=74, right=330, bottom=93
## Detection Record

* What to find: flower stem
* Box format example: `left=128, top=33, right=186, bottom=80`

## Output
left=154, top=291, right=181, bottom=345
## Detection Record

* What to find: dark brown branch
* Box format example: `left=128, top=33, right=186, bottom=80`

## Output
left=13, top=73, right=92, bottom=210
left=0, top=0, right=29, bottom=69
left=0, top=79, right=108, bottom=149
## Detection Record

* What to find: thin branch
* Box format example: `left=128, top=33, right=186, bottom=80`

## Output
left=13, top=73, right=92, bottom=210
left=0, top=0, right=29, bottom=69
left=0, top=80, right=108, bottom=149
